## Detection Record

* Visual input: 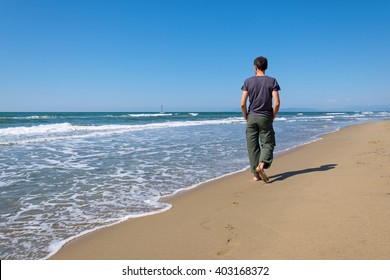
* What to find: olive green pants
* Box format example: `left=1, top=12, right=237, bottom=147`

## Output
left=246, top=115, right=275, bottom=173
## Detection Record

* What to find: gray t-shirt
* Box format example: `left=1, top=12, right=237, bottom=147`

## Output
left=241, top=76, right=281, bottom=119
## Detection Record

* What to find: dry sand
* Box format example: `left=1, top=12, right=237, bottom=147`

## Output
left=51, top=120, right=390, bottom=260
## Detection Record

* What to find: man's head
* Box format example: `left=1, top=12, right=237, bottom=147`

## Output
left=254, top=56, right=268, bottom=71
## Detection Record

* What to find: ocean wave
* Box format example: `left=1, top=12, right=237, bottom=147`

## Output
left=0, top=118, right=246, bottom=145
left=0, top=115, right=58, bottom=120
left=295, top=115, right=335, bottom=119
left=325, top=112, right=346, bottom=115
left=125, top=113, right=173, bottom=117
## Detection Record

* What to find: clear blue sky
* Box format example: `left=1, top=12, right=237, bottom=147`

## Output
left=1, top=0, right=389, bottom=112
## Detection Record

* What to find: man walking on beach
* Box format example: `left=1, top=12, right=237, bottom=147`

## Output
left=240, top=56, right=281, bottom=182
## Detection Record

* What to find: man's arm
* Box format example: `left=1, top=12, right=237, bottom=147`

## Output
left=272, top=90, right=280, bottom=120
left=240, top=91, right=249, bottom=120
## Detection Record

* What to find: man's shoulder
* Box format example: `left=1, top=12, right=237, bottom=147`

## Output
left=244, top=76, right=256, bottom=82
left=265, top=75, right=277, bottom=81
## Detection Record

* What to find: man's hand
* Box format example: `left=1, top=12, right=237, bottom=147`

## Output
left=272, top=90, right=280, bottom=120
left=241, top=90, right=249, bottom=120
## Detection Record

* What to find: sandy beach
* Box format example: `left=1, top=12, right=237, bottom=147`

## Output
left=50, top=120, right=390, bottom=260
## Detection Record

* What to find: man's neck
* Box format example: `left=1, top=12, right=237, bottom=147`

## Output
left=256, top=70, right=266, bottom=76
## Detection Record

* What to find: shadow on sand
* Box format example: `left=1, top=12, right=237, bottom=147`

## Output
left=268, top=164, right=337, bottom=183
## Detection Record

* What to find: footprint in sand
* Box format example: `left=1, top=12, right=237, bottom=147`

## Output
left=215, top=191, right=243, bottom=211
left=200, top=219, right=214, bottom=230
left=217, top=236, right=239, bottom=256
left=225, top=224, right=235, bottom=230
left=234, top=191, right=243, bottom=197
left=216, top=201, right=239, bottom=211
left=216, top=224, right=239, bottom=256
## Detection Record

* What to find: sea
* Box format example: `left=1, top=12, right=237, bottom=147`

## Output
left=1, top=111, right=389, bottom=259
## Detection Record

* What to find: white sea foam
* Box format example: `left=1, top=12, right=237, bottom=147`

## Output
left=296, top=115, right=335, bottom=120
left=326, top=112, right=346, bottom=115
left=0, top=118, right=246, bottom=146
left=0, top=123, right=73, bottom=136
left=0, top=115, right=56, bottom=120
left=126, top=113, right=173, bottom=117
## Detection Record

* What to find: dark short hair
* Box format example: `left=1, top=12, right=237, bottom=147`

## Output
left=254, top=56, right=268, bottom=71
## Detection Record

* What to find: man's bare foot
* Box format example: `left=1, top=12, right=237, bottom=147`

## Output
left=256, top=163, right=269, bottom=183
left=253, top=172, right=261, bottom=181
left=255, top=162, right=265, bottom=173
